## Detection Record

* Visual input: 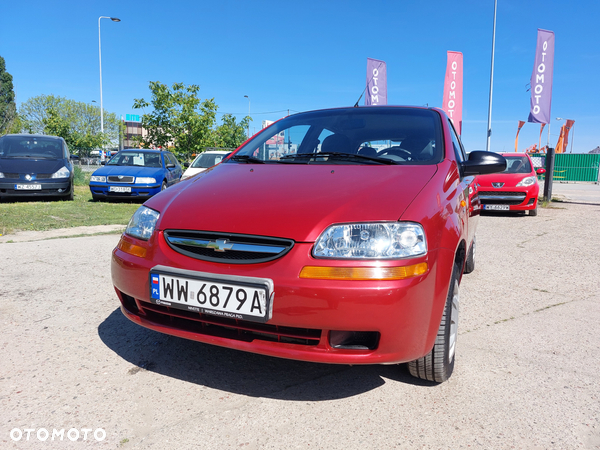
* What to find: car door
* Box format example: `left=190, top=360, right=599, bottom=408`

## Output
left=447, top=119, right=478, bottom=248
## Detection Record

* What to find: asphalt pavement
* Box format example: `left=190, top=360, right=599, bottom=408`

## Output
left=1, top=183, right=599, bottom=449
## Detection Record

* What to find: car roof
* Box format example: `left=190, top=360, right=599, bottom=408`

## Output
left=2, top=133, right=64, bottom=141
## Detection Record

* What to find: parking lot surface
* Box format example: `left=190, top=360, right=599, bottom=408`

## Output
left=1, top=184, right=599, bottom=449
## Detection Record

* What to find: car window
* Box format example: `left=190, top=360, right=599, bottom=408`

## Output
left=229, top=109, right=443, bottom=165
left=107, top=152, right=162, bottom=168
left=191, top=153, right=227, bottom=168
left=447, top=119, right=466, bottom=163
left=503, top=156, right=532, bottom=174
left=0, top=136, right=63, bottom=159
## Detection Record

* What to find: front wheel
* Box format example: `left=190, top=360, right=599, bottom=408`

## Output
left=529, top=205, right=538, bottom=216
left=161, top=181, right=167, bottom=191
left=408, top=264, right=460, bottom=383
left=464, top=238, right=475, bottom=274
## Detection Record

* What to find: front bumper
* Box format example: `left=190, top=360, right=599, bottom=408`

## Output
left=111, top=231, right=456, bottom=365
left=0, top=179, right=72, bottom=197
left=479, top=184, right=540, bottom=211
left=89, top=183, right=161, bottom=198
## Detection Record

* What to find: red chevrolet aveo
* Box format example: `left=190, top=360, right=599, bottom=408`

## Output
left=112, top=107, right=505, bottom=383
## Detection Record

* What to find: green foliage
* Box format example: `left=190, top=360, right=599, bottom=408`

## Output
left=213, top=114, right=251, bottom=149
left=73, top=166, right=91, bottom=186
left=19, top=94, right=121, bottom=156
left=0, top=56, right=17, bottom=134
left=133, top=81, right=251, bottom=160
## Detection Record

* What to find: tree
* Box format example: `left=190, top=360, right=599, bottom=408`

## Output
left=133, top=82, right=219, bottom=160
left=213, top=113, right=252, bottom=149
left=0, top=56, right=17, bottom=134
left=20, top=94, right=121, bottom=155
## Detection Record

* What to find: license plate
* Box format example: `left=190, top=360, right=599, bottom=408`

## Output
left=484, top=204, right=510, bottom=211
left=149, top=267, right=273, bottom=323
left=15, top=184, right=42, bottom=190
left=109, top=186, right=131, bottom=193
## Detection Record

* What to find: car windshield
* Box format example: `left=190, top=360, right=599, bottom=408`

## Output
left=226, top=108, right=443, bottom=165
left=107, top=152, right=162, bottom=168
left=502, top=156, right=532, bottom=174
left=0, top=136, right=63, bottom=159
left=191, top=153, right=229, bottom=169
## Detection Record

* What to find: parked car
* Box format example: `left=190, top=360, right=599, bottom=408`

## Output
left=89, top=149, right=182, bottom=201
left=0, top=134, right=76, bottom=201
left=181, top=150, right=231, bottom=180
left=476, top=152, right=545, bottom=216
left=111, top=106, right=505, bottom=382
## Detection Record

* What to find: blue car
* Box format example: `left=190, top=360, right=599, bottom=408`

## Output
left=89, top=149, right=182, bottom=201
left=0, top=134, right=76, bottom=201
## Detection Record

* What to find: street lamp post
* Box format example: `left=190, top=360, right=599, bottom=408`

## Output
left=244, top=95, right=251, bottom=138
left=485, top=0, right=498, bottom=152
left=98, top=16, right=121, bottom=135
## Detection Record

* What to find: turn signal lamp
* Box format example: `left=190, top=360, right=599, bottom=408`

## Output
left=299, top=262, right=428, bottom=281
left=117, top=238, right=147, bottom=258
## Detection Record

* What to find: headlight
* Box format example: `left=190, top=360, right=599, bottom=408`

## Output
left=125, top=206, right=160, bottom=240
left=135, top=177, right=156, bottom=184
left=90, top=175, right=106, bottom=182
left=516, top=176, right=536, bottom=187
left=313, top=222, right=427, bottom=259
left=0, top=172, right=4, bottom=178
left=51, top=166, right=71, bottom=179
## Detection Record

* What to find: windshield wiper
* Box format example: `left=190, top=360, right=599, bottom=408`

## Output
left=229, top=155, right=265, bottom=164
left=280, top=152, right=398, bottom=165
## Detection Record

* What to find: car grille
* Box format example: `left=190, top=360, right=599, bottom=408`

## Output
left=479, top=191, right=527, bottom=205
left=107, top=176, right=134, bottom=183
left=121, top=292, right=321, bottom=346
left=36, top=174, right=52, bottom=179
left=164, top=230, right=295, bottom=264
left=2, top=173, right=19, bottom=179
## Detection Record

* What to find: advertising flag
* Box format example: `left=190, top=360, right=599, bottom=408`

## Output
left=515, top=120, right=525, bottom=152
left=442, top=51, right=463, bottom=134
left=528, top=29, right=555, bottom=124
left=365, top=58, right=387, bottom=106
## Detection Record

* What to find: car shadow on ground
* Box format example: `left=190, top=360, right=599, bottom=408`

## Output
left=98, top=308, right=437, bottom=401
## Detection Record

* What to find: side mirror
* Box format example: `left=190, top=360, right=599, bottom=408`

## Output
left=183, top=162, right=190, bottom=168
left=462, top=151, right=506, bottom=176
left=166, top=163, right=176, bottom=169
left=70, top=155, right=80, bottom=160
left=101, top=160, right=107, bottom=165
left=536, top=168, right=546, bottom=175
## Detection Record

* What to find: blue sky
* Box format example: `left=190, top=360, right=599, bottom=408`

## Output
left=2, top=0, right=599, bottom=153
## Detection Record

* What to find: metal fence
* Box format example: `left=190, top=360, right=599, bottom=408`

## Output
left=530, top=153, right=600, bottom=183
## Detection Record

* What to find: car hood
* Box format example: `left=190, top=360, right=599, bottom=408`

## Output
left=0, top=157, right=66, bottom=174
left=151, top=163, right=437, bottom=242
left=477, top=172, right=536, bottom=188
left=92, top=165, right=163, bottom=178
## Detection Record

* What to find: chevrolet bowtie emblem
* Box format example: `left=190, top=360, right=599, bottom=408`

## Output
left=207, top=239, right=234, bottom=252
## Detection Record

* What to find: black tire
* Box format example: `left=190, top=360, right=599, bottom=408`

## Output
left=408, top=264, right=460, bottom=383
left=161, top=181, right=167, bottom=191
left=92, top=194, right=102, bottom=202
left=67, top=186, right=74, bottom=201
left=529, top=205, right=538, bottom=216
left=464, top=238, right=475, bottom=274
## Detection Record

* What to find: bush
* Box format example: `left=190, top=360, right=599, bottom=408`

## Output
left=73, top=166, right=90, bottom=186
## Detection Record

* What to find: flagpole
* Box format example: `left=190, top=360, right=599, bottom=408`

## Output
left=485, top=0, right=497, bottom=151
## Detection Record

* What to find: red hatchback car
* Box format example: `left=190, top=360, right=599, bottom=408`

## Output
left=476, top=152, right=545, bottom=216
left=112, top=107, right=505, bottom=383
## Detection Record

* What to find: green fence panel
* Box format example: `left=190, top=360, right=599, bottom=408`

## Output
left=529, top=154, right=600, bottom=182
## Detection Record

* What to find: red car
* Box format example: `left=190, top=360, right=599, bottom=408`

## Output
left=476, top=152, right=545, bottom=216
left=112, top=107, right=505, bottom=383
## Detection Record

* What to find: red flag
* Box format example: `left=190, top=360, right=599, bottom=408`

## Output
left=442, top=51, right=463, bottom=134
left=515, top=121, right=525, bottom=152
